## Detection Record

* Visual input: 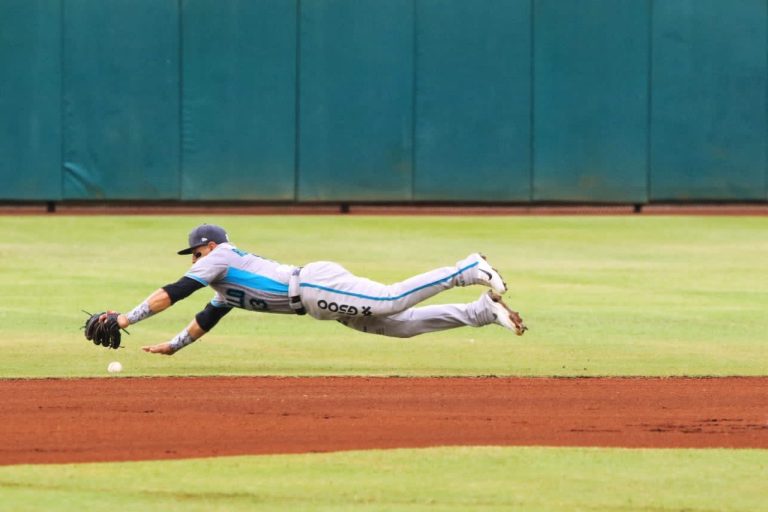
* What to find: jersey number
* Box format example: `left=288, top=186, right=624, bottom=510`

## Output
left=225, top=289, right=268, bottom=311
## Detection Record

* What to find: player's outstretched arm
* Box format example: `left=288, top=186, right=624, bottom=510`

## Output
left=116, top=288, right=172, bottom=329
left=142, top=303, right=231, bottom=356
left=117, top=276, right=206, bottom=329
left=141, top=317, right=207, bottom=355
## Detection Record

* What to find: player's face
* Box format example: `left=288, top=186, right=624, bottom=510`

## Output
left=191, top=242, right=217, bottom=263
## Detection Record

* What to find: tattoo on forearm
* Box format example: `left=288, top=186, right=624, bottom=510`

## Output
left=168, top=328, right=196, bottom=353
left=125, top=300, right=155, bottom=325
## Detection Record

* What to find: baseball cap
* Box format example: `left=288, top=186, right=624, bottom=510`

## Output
left=177, top=224, right=229, bottom=255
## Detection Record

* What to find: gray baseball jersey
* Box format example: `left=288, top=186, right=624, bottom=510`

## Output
left=184, top=244, right=498, bottom=337
left=184, top=243, right=297, bottom=314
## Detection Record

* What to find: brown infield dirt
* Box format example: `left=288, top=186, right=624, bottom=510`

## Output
left=1, top=376, right=767, bottom=466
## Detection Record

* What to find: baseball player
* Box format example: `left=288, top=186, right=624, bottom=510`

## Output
left=94, top=224, right=527, bottom=355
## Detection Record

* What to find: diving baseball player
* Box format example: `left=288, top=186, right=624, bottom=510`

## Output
left=85, top=224, right=527, bottom=354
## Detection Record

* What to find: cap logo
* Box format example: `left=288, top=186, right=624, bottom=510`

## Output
left=179, top=224, right=228, bottom=255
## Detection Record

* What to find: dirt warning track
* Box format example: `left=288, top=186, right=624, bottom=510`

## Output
left=1, top=376, right=767, bottom=465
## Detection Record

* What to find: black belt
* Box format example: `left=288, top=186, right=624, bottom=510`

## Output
left=290, top=295, right=306, bottom=315
left=289, top=267, right=306, bottom=315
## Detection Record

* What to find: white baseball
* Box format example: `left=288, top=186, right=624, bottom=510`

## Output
left=107, top=361, right=123, bottom=373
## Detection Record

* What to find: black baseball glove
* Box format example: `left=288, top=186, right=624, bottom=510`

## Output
left=83, top=311, right=125, bottom=349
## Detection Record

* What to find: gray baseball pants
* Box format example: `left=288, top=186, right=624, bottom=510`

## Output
left=296, top=261, right=494, bottom=338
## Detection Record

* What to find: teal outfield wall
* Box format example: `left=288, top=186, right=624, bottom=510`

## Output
left=2, top=0, right=767, bottom=203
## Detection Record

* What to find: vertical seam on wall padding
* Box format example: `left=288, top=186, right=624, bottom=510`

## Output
left=59, top=0, right=65, bottom=199
left=294, top=0, right=301, bottom=201
left=646, top=0, right=653, bottom=203
left=411, top=0, right=418, bottom=201
left=178, top=0, right=183, bottom=200
left=529, top=0, right=535, bottom=202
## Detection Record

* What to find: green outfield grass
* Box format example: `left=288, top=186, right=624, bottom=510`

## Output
left=0, top=214, right=766, bottom=377
left=1, top=215, right=767, bottom=511
left=1, top=446, right=766, bottom=511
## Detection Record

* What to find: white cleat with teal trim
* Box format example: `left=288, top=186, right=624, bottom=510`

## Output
left=456, top=253, right=508, bottom=295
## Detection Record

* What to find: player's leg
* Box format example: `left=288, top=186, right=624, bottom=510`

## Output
left=336, top=291, right=526, bottom=338
left=299, top=254, right=506, bottom=320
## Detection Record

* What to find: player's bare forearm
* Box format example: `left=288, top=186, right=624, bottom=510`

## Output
left=146, top=288, right=173, bottom=313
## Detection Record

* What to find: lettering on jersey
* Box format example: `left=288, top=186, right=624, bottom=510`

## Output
left=317, top=300, right=372, bottom=316
left=226, top=289, right=246, bottom=308
left=250, top=298, right=268, bottom=310
left=225, top=288, right=269, bottom=311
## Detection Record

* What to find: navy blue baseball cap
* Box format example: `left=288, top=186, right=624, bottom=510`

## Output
left=177, top=224, right=229, bottom=255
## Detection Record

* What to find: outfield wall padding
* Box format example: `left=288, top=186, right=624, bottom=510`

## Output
left=0, top=0, right=62, bottom=200
left=182, top=0, right=297, bottom=201
left=61, top=0, right=180, bottom=200
left=1, top=0, right=766, bottom=203
left=650, top=0, right=768, bottom=201
left=414, top=0, right=532, bottom=202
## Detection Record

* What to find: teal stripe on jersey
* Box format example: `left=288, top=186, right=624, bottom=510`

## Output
left=299, top=262, right=477, bottom=301
left=222, top=267, right=289, bottom=294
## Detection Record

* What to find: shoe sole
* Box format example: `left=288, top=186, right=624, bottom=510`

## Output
left=489, top=291, right=527, bottom=336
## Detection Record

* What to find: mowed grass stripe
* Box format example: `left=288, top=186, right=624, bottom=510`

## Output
left=0, top=215, right=766, bottom=377
left=1, top=447, right=766, bottom=511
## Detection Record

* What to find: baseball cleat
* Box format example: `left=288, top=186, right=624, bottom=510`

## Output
left=488, top=291, right=527, bottom=335
left=458, top=253, right=508, bottom=294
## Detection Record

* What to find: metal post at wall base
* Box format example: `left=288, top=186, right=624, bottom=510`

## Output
left=46, top=201, right=56, bottom=213
left=633, top=204, right=643, bottom=214
left=340, top=203, right=350, bottom=214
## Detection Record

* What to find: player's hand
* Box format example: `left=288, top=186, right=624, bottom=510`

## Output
left=142, top=342, right=175, bottom=355
left=99, top=310, right=130, bottom=329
